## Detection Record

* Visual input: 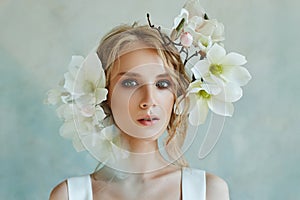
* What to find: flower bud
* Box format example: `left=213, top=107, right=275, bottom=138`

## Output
left=180, top=32, right=193, bottom=47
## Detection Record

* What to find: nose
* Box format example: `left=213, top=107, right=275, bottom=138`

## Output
left=139, top=84, right=157, bottom=109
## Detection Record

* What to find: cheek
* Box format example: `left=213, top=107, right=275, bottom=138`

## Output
left=160, top=92, right=175, bottom=114
left=109, top=84, right=137, bottom=122
left=110, top=90, right=128, bottom=111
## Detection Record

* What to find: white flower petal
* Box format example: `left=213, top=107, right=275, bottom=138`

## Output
left=172, top=8, right=189, bottom=30
left=95, top=88, right=108, bottom=104
left=215, top=83, right=243, bottom=102
left=63, top=72, right=75, bottom=93
left=183, top=0, right=205, bottom=18
left=221, top=66, right=252, bottom=86
left=75, top=95, right=95, bottom=117
left=56, top=104, right=74, bottom=120
left=207, top=43, right=226, bottom=64
left=64, top=74, right=86, bottom=96
left=188, top=80, right=203, bottom=93
left=211, top=21, right=225, bottom=42
left=188, top=93, right=197, bottom=103
left=75, top=95, right=94, bottom=106
left=69, top=56, right=84, bottom=76
left=220, top=52, right=247, bottom=66
left=82, top=53, right=102, bottom=85
left=197, top=20, right=216, bottom=37
left=189, top=97, right=208, bottom=125
left=81, top=119, right=96, bottom=133
left=94, top=107, right=106, bottom=123
left=186, top=93, right=198, bottom=113
left=59, top=120, right=76, bottom=139
left=196, top=19, right=225, bottom=42
left=188, top=16, right=204, bottom=30
left=69, top=53, right=103, bottom=96
left=81, top=105, right=95, bottom=117
left=206, top=74, right=225, bottom=86
left=64, top=56, right=85, bottom=95
left=98, top=66, right=106, bottom=88
left=208, top=98, right=234, bottom=116
left=192, top=60, right=210, bottom=79
left=69, top=56, right=84, bottom=67
left=77, top=125, right=128, bottom=163
left=197, top=34, right=213, bottom=51
left=189, top=87, right=202, bottom=94
left=202, top=82, right=221, bottom=95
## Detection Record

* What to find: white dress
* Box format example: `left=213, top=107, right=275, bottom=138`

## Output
left=67, top=168, right=206, bottom=200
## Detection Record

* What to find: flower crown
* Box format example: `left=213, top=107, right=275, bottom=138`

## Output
left=45, top=0, right=251, bottom=158
left=147, top=0, right=251, bottom=125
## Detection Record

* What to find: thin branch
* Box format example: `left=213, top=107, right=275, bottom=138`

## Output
left=147, top=13, right=201, bottom=66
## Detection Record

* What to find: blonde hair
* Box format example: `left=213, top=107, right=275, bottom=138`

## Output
left=97, top=24, right=190, bottom=167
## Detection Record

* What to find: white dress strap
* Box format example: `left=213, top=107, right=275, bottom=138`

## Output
left=67, top=175, right=93, bottom=200
left=182, top=168, right=206, bottom=200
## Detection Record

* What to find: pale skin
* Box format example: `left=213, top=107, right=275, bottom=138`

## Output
left=49, top=46, right=229, bottom=200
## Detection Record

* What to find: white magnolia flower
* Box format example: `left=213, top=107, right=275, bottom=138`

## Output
left=192, top=43, right=251, bottom=87
left=190, top=18, right=224, bottom=42
left=56, top=103, right=98, bottom=151
left=63, top=55, right=84, bottom=96
left=64, top=53, right=107, bottom=97
left=186, top=80, right=238, bottom=125
left=185, top=24, right=213, bottom=51
left=46, top=52, right=109, bottom=153
left=80, top=125, right=129, bottom=163
left=171, top=0, right=224, bottom=50
left=48, top=48, right=145, bottom=158
left=187, top=17, right=224, bottom=50
left=171, top=0, right=205, bottom=39
left=208, top=19, right=225, bottom=42
left=59, top=119, right=85, bottom=151
left=183, top=0, right=224, bottom=42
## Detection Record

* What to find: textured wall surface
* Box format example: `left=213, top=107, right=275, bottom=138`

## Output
left=1, top=0, right=299, bottom=199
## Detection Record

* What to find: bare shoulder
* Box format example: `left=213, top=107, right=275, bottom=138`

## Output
left=49, top=180, right=68, bottom=200
left=206, top=173, right=230, bottom=200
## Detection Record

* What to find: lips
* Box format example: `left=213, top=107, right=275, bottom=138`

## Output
left=137, top=115, right=160, bottom=126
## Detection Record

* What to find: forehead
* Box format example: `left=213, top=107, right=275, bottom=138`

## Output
left=112, top=48, right=168, bottom=76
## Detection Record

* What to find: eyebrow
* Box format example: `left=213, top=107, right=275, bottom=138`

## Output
left=117, top=72, right=171, bottom=78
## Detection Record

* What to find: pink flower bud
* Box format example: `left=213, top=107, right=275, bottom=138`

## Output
left=180, top=32, right=193, bottom=47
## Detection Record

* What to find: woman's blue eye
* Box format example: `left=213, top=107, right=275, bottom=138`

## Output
left=156, top=80, right=171, bottom=89
left=121, top=79, right=138, bottom=87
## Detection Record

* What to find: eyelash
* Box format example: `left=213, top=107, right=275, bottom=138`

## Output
left=121, top=79, right=172, bottom=89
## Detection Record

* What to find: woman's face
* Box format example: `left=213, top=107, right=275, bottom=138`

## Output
left=108, top=46, right=175, bottom=141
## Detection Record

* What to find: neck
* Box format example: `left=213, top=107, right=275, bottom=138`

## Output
left=116, top=133, right=170, bottom=174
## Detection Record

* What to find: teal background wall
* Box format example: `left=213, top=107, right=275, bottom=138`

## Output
left=1, top=0, right=299, bottom=199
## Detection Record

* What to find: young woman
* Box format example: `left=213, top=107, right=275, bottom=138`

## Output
left=49, top=25, right=229, bottom=200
